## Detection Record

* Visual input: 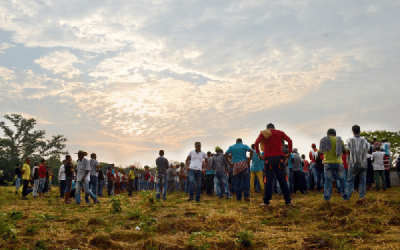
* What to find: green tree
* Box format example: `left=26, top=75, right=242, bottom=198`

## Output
left=0, top=114, right=68, bottom=185
left=360, top=130, right=400, bottom=165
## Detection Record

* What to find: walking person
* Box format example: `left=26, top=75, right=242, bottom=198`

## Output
left=98, top=167, right=105, bottom=197
left=205, top=152, right=215, bottom=196
left=212, top=147, right=230, bottom=199
left=59, top=160, right=66, bottom=198
left=255, top=123, right=294, bottom=207
left=345, top=125, right=369, bottom=200
left=156, top=150, right=169, bottom=200
left=186, top=142, right=208, bottom=202
left=15, top=164, right=22, bottom=195
left=225, top=138, right=253, bottom=201
left=21, top=158, right=31, bottom=200
left=75, top=150, right=99, bottom=205
left=88, top=153, right=99, bottom=198
left=372, top=146, right=386, bottom=191
left=250, top=144, right=264, bottom=197
left=64, top=155, right=74, bottom=204
left=319, top=128, right=349, bottom=202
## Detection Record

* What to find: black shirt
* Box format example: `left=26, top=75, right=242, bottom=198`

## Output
left=15, top=168, right=22, bottom=178
left=65, top=162, right=73, bottom=178
left=98, top=169, right=104, bottom=181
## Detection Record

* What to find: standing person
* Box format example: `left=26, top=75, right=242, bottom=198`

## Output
left=205, top=152, right=215, bottom=196
left=106, top=166, right=114, bottom=196
left=289, top=149, right=306, bottom=194
left=342, top=153, right=349, bottom=182
left=319, top=128, right=349, bottom=202
left=156, top=150, right=169, bottom=200
left=179, top=163, right=186, bottom=192
left=167, top=165, right=176, bottom=193
left=225, top=138, right=253, bottom=202
left=88, top=153, right=99, bottom=197
left=150, top=173, right=155, bottom=191
left=255, top=123, right=294, bottom=207
left=128, top=166, right=135, bottom=196
left=59, top=160, right=66, bottom=198
left=186, top=142, right=208, bottom=202
left=64, top=155, right=74, bottom=204
left=301, top=154, right=311, bottom=190
left=212, top=147, right=230, bottom=199
left=345, top=125, right=369, bottom=200
left=371, top=147, right=386, bottom=191
left=383, top=153, right=391, bottom=189
left=98, top=167, right=105, bottom=197
left=309, top=144, right=318, bottom=189
left=143, top=166, right=151, bottom=191
left=32, top=162, right=40, bottom=198
left=38, top=159, right=47, bottom=198
left=15, top=164, right=22, bottom=195
left=21, top=158, right=31, bottom=200
left=75, top=150, right=99, bottom=205
left=250, top=144, right=264, bottom=197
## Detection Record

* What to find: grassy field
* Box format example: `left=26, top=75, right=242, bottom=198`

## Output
left=1, top=186, right=400, bottom=250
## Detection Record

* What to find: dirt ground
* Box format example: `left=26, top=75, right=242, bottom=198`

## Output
left=1, top=186, right=400, bottom=250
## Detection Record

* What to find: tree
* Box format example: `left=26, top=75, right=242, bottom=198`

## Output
left=0, top=114, right=68, bottom=185
left=360, top=130, right=400, bottom=165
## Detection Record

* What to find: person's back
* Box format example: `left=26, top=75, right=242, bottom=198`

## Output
left=156, top=156, right=168, bottom=176
left=372, top=151, right=384, bottom=170
left=255, top=129, right=292, bottom=158
left=166, top=168, right=174, bottom=181
left=323, top=136, right=343, bottom=164
left=212, top=152, right=227, bottom=173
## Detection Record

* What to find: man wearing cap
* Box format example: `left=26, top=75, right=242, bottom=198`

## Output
left=88, top=153, right=99, bottom=200
left=156, top=150, right=169, bottom=200
left=75, top=150, right=100, bottom=204
left=186, top=142, right=208, bottom=202
left=255, top=123, right=294, bottom=207
left=212, top=147, right=230, bottom=199
left=225, top=138, right=253, bottom=201
left=128, top=166, right=135, bottom=196
left=319, top=129, right=349, bottom=201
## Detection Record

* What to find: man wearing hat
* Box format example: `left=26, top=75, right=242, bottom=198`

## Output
left=75, top=150, right=100, bottom=204
left=319, top=129, right=348, bottom=201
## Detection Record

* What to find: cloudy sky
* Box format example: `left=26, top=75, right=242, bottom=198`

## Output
left=1, top=0, right=399, bottom=167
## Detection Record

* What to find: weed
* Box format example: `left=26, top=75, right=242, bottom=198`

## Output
left=8, top=211, right=24, bottom=221
left=187, top=231, right=222, bottom=250
left=34, top=239, right=48, bottom=250
left=0, top=214, right=17, bottom=241
left=109, top=195, right=123, bottom=213
left=127, top=209, right=142, bottom=220
left=26, top=225, right=37, bottom=234
left=236, top=230, right=254, bottom=247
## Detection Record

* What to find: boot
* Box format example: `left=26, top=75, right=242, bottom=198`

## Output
left=64, top=192, right=71, bottom=204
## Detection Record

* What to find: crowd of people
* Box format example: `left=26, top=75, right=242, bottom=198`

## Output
left=12, top=123, right=400, bottom=207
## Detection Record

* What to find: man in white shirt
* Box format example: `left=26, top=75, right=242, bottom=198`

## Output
left=58, top=160, right=66, bottom=198
left=75, top=150, right=100, bottom=205
left=371, top=147, right=386, bottom=191
left=87, top=153, right=99, bottom=201
left=186, top=142, right=208, bottom=202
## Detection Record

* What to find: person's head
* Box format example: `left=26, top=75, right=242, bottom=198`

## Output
left=327, top=128, right=336, bottom=136
left=267, top=123, right=275, bottom=129
left=65, top=155, right=71, bottom=163
left=25, top=157, right=31, bottom=164
left=195, top=142, right=201, bottom=151
left=15, top=163, right=20, bottom=168
left=372, top=136, right=377, bottom=142
left=311, top=143, right=316, bottom=149
left=251, top=144, right=255, bottom=150
left=91, top=153, right=96, bottom=159
left=62, top=160, right=66, bottom=164
left=375, top=145, right=381, bottom=151
left=215, top=146, right=222, bottom=153
left=293, top=148, right=298, bottom=154
left=180, top=162, right=185, bottom=167
left=207, top=151, right=212, bottom=157
left=77, top=150, right=87, bottom=160
left=34, top=162, right=39, bottom=166
left=159, top=150, right=164, bottom=156
left=352, top=125, right=361, bottom=135
left=301, top=154, right=305, bottom=159
left=236, top=138, right=242, bottom=144
left=41, top=158, right=46, bottom=164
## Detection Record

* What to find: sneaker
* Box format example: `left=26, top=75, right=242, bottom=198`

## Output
left=94, top=199, right=101, bottom=204
left=244, top=198, right=251, bottom=202
left=187, top=198, right=194, bottom=202
left=260, top=203, right=268, bottom=207
left=226, top=196, right=232, bottom=199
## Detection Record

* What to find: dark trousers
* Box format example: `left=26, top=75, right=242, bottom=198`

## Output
left=315, top=166, right=325, bottom=191
left=60, top=180, right=66, bottom=198
left=22, top=180, right=29, bottom=197
left=293, top=170, right=306, bottom=194
left=206, top=174, right=214, bottom=195
left=385, top=170, right=391, bottom=188
left=107, top=181, right=113, bottom=196
left=168, top=180, right=175, bottom=192
left=128, top=180, right=134, bottom=196
left=263, top=156, right=291, bottom=205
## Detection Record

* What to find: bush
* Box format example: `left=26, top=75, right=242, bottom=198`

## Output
left=109, top=195, right=123, bottom=213
left=236, top=230, right=254, bottom=247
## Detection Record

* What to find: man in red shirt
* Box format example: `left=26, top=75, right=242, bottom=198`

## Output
left=38, top=159, right=47, bottom=198
left=255, top=123, right=294, bottom=207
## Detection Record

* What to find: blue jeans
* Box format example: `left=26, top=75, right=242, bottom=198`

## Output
left=288, top=168, right=294, bottom=193
left=304, top=172, right=310, bottom=190
left=39, top=178, right=46, bottom=193
left=86, top=175, right=98, bottom=202
left=264, top=156, right=291, bottom=205
left=315, top=166, right=325, bottom=191
left=233, top=168, right=250, bottom=200
left=156, top=174, right=168, bottom=200
left=98, top=180, right=104, bottom=196
left=76, top=180, right=97, bottom=204
left=188, top=170, right=203, bottom=201
left=324, top=164, right=349, bottom=201
left=214, top=172, right=229, bottom=198
left=346, top=164, right=367, bottom=199
left=65, top=176, right=73, bottom=192
left=33, top=179, right=39, bottom=197
left=15, top=178, right=21, bottom=191
left=142, top=180, right=149, bottom=190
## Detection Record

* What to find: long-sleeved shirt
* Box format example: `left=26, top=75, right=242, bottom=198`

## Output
left=212, top=153, right=228, bottom=173
left=255, top=129, right=292, bottom=157
left=38, top=164, right=47, bottom=179
left=58, top=164, right=66, bottom=181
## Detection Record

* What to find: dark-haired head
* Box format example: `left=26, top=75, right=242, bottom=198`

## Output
left=352, top=125, right=360, bottom=135
left=236, top=138, right=242, bottom=143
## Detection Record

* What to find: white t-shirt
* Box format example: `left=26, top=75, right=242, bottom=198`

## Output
left=76, top=158, right=91, bottom=181
left=371, top=151, right=385, bottom=170
left=188, top=150, right=207, bottom=171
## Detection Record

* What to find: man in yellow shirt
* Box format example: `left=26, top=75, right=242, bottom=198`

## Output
left=319, top=129, right=348, bottom=202
left=21, top=157, right=31, bottom=200
left=128, top=166, right=135, bottom=197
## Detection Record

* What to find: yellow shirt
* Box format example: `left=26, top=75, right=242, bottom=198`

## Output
left=129, top=170, right=135, bottom=180
left=323, top=136, right=345, bottom=164
left=22, top=164, right=30, bottom=180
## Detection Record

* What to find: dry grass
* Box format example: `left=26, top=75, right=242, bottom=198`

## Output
left=1, top=187, right=400, bottom=250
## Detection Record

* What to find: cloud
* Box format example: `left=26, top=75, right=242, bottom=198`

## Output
left=34, top=51, right=83, bottom=78
left=0, top=43, right=15, bottom=53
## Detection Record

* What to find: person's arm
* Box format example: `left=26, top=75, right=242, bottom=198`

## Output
left=186, top=155, right=191, bottom=171
left=248, top=148, right=253, bottom=166
left=282, top=132, right=292, bottom=157
left=309, top=151, right=313, bottom=161
left=254, top=134, right=263, bottom=159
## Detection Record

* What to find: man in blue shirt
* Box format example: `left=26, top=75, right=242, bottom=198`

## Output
left=225, top=138, right=253, bottom=201
left=250, top=144, right=264, bottom=197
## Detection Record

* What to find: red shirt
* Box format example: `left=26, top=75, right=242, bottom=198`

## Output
left=255, top=129, right=292, bottom=158
left=38, top=164, right=47, bottom=179
left=303, top=160, right=310, bottom=173
left=342, top=154, right=348, bottom=169
left=309, top=149, right=318, bottom=163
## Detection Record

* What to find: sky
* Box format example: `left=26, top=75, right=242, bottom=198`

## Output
left=0, top=0, right=399, bottom=167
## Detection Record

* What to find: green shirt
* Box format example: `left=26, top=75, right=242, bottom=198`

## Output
left=323, top=136, right=345, bottom=164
